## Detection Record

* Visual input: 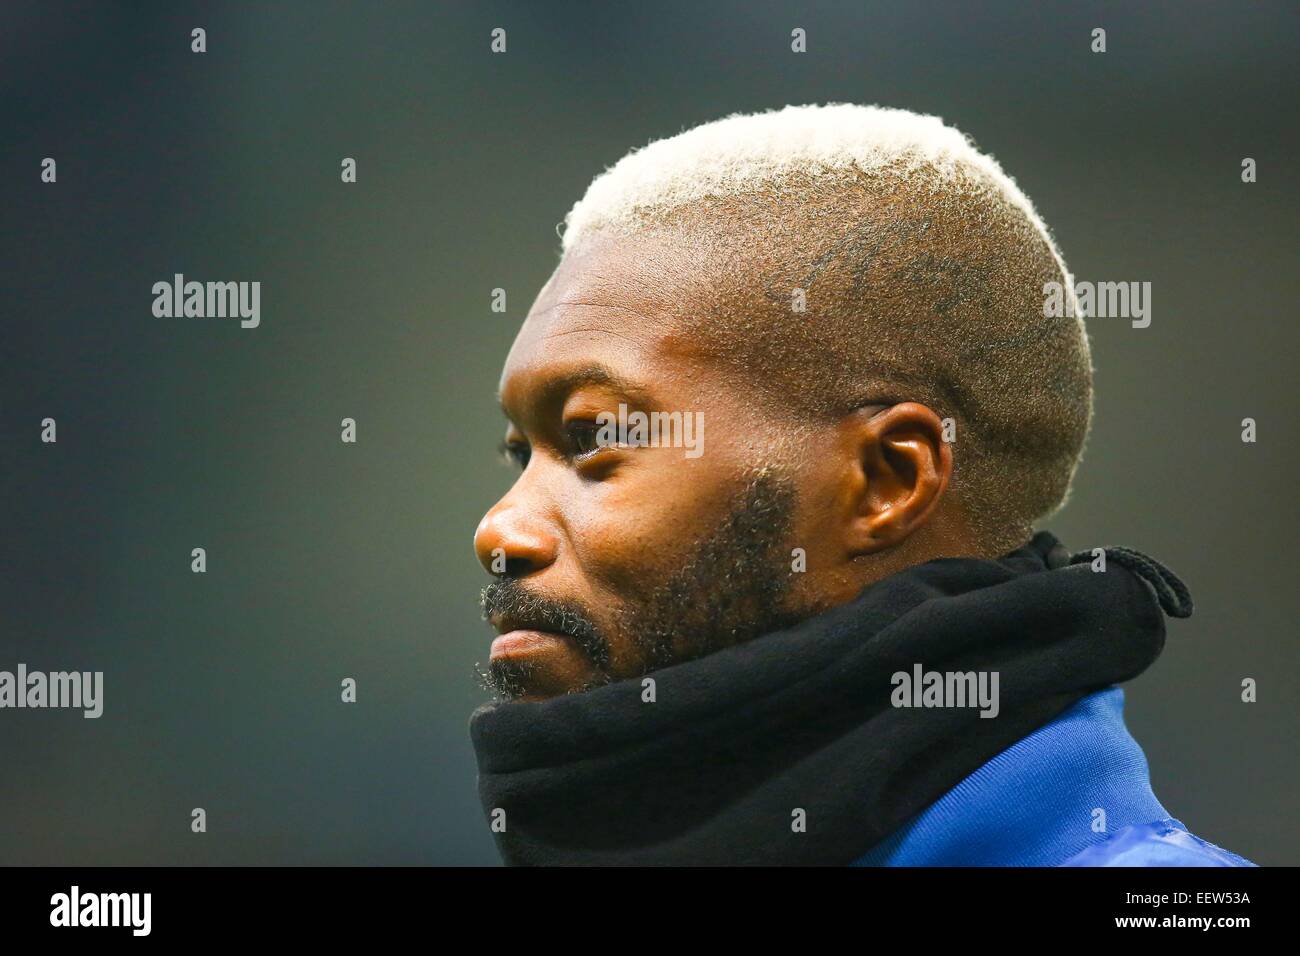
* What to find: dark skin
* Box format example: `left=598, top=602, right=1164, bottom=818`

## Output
left=474, top=230, right=979, bottom=701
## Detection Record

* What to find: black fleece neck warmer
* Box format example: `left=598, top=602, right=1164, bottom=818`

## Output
left=469, top=532, right=1192, bottom=866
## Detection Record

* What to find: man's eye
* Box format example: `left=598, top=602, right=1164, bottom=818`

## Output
left=566, top=422, right=604, bottom=458
left=499, top=440, right=530, bottom=469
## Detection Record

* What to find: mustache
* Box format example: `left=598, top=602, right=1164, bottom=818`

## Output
left=480, top=578, right=611, bottom=670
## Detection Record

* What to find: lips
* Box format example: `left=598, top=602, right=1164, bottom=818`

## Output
left=490, top=628, right=572, bottom=660
left=488, top=614, right=575, bottom=660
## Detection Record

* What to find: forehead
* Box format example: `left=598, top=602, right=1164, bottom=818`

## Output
left=499, top=233, right=701, bottom=403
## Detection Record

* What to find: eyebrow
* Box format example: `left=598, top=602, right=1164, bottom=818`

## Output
left=497, top=364, right=655, bottom=416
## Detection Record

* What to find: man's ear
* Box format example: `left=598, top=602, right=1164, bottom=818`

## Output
left=840, top=402, right=952, bottom=556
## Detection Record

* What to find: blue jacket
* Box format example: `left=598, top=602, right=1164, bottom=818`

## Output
left=852, top=687, right=1256, bottom=867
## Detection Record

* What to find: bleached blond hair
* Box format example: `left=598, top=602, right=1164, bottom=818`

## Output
left=558, top=104, right=1093, bottom=554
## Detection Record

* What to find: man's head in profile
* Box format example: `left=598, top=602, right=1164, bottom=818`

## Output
left=468, top=104, right=1252, bottom=868
left=475, top=103, right=1090, bottom=702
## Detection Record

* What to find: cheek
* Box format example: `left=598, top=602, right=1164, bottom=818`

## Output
left=564, top=454, right=741, bottom=596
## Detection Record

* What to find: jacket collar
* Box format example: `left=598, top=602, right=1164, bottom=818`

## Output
left=852, top=686, right=1172, bottom=866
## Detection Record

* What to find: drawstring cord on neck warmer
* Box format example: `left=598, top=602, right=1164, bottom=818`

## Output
left=1068, top=546, right=1195, bottom=619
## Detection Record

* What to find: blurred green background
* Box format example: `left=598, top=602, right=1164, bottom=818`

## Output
left=2, top=1, right=1296, bottom=865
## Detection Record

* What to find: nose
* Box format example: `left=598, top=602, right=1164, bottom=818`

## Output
left=474, top=492, right=559, bottom=578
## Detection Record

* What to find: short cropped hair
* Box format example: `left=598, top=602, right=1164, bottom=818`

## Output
left=560, top=104, right=1092, bottom=554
